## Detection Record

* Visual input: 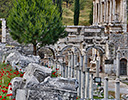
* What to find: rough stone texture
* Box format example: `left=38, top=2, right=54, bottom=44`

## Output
left=23, top=63, right=52, bottom=82
left=8, top=63, right=78, bottom=100
left=16, top=89, right=27, bottom=100
left=5, top=51, right=40, bottom=72
left=7, top=77, right=24, bottom=99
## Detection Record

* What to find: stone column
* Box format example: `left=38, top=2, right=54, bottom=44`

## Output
left=96, top=3, right=98, bottom=25
left=112, top=0, right=115, bottom=21
left=71, top=54, right=74, bottom=78
left=93, top=1, right=95, bottom=25
left=106, top=0, right=108, bottom=23
left=104, top=0, right=106, bottom=22
left=100, top=2, right=102, bottom=24
left=109, top=0, right=112, bottom=23
left=122, top=0, right=127, bottom=32
left=104, top=77, right=108, bottom=99
left=68, top=53, right=71, bottom=78
left=116, top=50, right=120, bottom=78
left=98, top=3, right=100, bottom=24
left=83, top=51, right=87, bottom=72
left=79, top=56, right=83, bottom=97
left=62, top=62, right=65, bottom=78
left=74, top=50, right=77, bottom=78
left=85, top=67, right=90, bottom=99
left=96, top=57, right=100, bottom=77
left=1, top=19, right=6, bottom=43
left=89, top=74, right=93, bottom=99
left=115, top=79, right=120, bottom=100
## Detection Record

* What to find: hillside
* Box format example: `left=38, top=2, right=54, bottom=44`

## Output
left=62, top=0, right=93, bottom=26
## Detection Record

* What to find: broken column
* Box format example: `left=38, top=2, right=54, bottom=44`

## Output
left=104, top=77, right=108, bottom=99
left=116, top=48, right=120, bottom=78
left=115, top=79, right=120, bottom=100
left=85, top=67, right=90, bottom=99
left=96, top=57, right=100, bottom=77
left=1, top=18, right=6, bottom=43
left=89, top=74, right=93, bottom=99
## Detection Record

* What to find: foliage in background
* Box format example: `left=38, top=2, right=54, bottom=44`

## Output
left=74, top=0, right=80, bottom=25
left=7, top=0, right=67, bottom=55
left=89, top=3, right=93, bottom=25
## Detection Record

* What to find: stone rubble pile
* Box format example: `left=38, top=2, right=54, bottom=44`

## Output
left=7, top=63, right=79, bottom=100
left=3, top=51, right=40, bottom=72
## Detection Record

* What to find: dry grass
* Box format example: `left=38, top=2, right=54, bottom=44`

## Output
left=62, top=0, right=93, bottom=26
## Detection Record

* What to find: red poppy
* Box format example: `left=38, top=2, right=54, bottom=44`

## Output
left=8, top=83, right=12, bottom=86
left=10, top=69, right=12, bottom=71
left=56, top=68, right=59, bottom=70
left=2, top=99, right=6, bottom=100
left=4, top=96, right=6, bottom=98
left=6, top=93, right=13, bottom=96
left=2, top=90, right=5, bottom=93
left=10, top=87, right=12, bottom=90
left=0, top=96, right=2, bottom=98
left=20, top=74, right=23, bottom=77
left=2, top=86, right=5, bottom=88
left=6, top=87, right=8, bottom=89
left=52, top=72, right=56, bottom=75
left=4, top=68, right=6, bottom=69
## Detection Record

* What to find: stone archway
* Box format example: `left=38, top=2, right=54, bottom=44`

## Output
left=120, top=58, right=127, bottom=75
left=85, top=45, right=105, bottom=75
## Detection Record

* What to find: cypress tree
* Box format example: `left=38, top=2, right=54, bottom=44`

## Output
left=89, top=3, right=93, bottom=25
left=74, top=0, right=80, bottom=25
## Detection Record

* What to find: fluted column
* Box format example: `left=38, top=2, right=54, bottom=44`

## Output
left=93, top=1, right=95, bottom=25
left=112, top=0, right=115, bottom=21
left=100, top=2, right=102, bottom=24
left=109, top=0, right=112, bottom=23
left=104, top=0, right=106, bottom=23
left=98, top=3, right=100, bottom=24
left=96, top=3, right=98, bottom=25
left=106, top=0, right=108, bottom=23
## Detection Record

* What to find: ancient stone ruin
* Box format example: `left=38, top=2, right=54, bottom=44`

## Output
left=7, top=63, right=78, bottom=100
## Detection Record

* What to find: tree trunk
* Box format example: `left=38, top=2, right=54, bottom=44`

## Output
left=33, top=44, right=37, bottom=55
left=66, top=1, right=68, bottom=8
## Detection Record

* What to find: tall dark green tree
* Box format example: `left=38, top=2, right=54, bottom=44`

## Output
left=8, top=0, right=67, bottom=55
left=74, top=0, right=80, bottom=25
left=57, top=0, right=62, bottom=18
left=89, top=3, right=93, bottom=25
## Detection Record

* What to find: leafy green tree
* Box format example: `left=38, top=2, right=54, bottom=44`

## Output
left=0, top=0, right=13, bottom=19
left=7, top=0, right=67, bottom=55
left=56, top=0, right=62, bottom=18
left=74, top=0, right=80, bottom=25
left=89, top=3, right=93, bottom=25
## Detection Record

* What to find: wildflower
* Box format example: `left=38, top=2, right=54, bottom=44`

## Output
left=8, top=83, right=12, bottom=86
left=6, top=87, right=8, bottom=89
left=0, top=96, right=2, bottom=98
left=10, top=87, right=12, bottom=90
